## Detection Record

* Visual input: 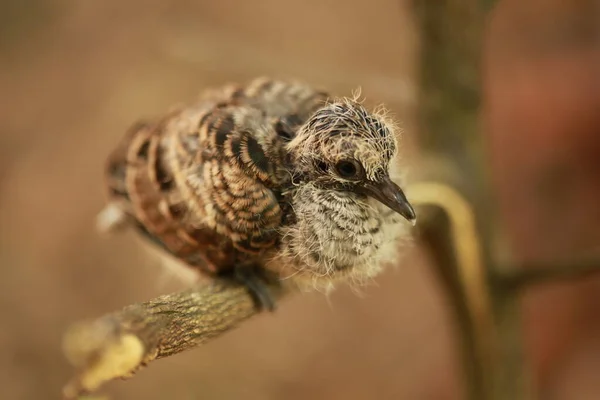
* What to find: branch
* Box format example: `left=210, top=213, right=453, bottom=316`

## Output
left=408, top=181, right=494, bottom=400
left=497, top=253, right=600, bottom=290
left=62, top=280, right=288, bottom=399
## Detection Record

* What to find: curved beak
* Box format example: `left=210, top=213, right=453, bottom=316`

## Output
left=360, top=177, right=416, bottom=222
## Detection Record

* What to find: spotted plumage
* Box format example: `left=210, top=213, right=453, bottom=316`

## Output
left=100, top=77, right=415, bottom=309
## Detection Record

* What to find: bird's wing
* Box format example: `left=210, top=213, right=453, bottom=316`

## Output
left=242, top=77, right=329, bottom=119
left=102, top=106, right=234, bottom=273
left=101, top=78, right=329, bottom=272
left=168, top=102, right=289, bottom=257
left=201, top=77, right=330, bottom=139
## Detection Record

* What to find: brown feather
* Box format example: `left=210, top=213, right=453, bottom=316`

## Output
left=103, top=78, right=329, bottom=276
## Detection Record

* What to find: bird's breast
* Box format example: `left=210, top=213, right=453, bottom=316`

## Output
left=275, top=186, right=405, bottom=284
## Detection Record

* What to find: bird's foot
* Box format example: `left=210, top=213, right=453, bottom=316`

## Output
left=230, top=264, right=278, bottom=312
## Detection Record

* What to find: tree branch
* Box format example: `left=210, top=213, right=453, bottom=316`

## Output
left=411, top=0, right=535, bottom=398
left=408, top=181, right=493, bottom=400
left=62, top=280, right=288, bottom=399
left=496, top=254, right=600, bottom=290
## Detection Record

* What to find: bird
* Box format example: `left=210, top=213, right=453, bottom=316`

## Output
left=98, top=77, right=416, bottom=311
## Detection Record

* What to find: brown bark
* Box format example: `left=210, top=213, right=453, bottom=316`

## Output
left=62, top=280, right=287, bottom=399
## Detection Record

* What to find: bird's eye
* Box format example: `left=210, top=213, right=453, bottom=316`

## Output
left=335, top=160, right=361, bottom=178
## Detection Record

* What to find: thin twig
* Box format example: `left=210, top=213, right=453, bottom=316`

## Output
left=62, top=280, right=288, bottom=399
left=497, top=254, right=600, bottom=290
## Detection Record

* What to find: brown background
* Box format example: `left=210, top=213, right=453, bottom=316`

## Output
left=1, top=1, right=599, bottom=399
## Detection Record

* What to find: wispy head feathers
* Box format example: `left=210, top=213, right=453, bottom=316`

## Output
left=287, top=97, right=400, bottom=181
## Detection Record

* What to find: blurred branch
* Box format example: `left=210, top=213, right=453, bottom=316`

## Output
left=498, top=254, right=600, bottom=290
left=411, top=1, right=532, bottom=399
left=412, top=0, right=482, bottom=164
left=62, top=281, right=287, bottom=399
left=408, top=182, right=494, bottom=400
left=480, top=0, right=498, bottom=12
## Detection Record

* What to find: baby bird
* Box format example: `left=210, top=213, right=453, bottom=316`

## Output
left=100, top=77, right=416, bottom=310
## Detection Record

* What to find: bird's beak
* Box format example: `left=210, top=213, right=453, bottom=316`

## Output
left=361, top=177, right=416, bottom=222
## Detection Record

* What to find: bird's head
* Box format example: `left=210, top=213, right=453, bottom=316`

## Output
left=286, top=98, right=416, bottom=222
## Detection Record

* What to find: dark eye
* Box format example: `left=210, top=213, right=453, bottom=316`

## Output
left=335, top=160, right=360, bottom=178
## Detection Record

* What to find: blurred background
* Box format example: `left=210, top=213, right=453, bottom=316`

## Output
left=0, top=0, right=599, bottom=399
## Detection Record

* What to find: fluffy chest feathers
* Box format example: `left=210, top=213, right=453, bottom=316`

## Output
left=273, top=184, right=406, bottom=287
